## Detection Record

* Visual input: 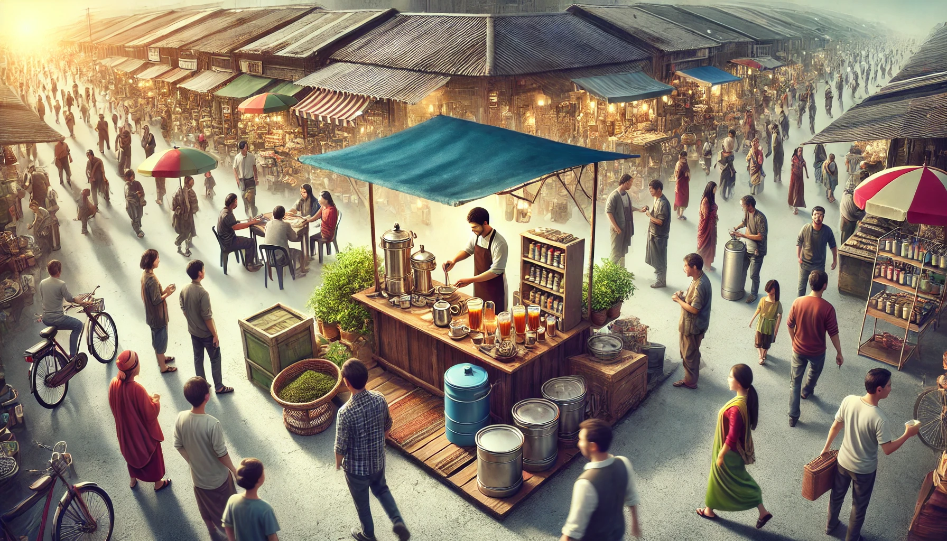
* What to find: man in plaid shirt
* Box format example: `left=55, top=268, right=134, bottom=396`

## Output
left=335, top=359, right=411, bottom=541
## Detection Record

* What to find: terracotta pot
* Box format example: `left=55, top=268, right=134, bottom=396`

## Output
left=340, top=328, right=360, bottom=343
left=318, top=319, right=340, bottom=341
left=607, top=302, right=623, bottom=319
left=590, top=309, right=608, bottom=326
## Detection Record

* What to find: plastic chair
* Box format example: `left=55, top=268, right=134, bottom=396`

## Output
left=211, top=226, right=242, bottom=275
left=310, top=211, right=341, bottom=264
left=259, top=244, right=295, bottom=290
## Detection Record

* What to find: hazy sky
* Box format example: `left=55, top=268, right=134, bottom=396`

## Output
left=0, top=0, right=939, bottom=43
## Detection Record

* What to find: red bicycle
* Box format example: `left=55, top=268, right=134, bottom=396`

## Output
left=0, top=440, right=113, bottom=541
left=24, top=286, right=118, bottom=409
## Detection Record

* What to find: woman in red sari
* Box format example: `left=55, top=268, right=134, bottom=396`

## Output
left=108, top=350, right=172, bottom=491
left=788, top=147, right=808, bottom=215
left=673, top=150, right=690, bottom=220
left=697, top=181, right=719, bottom=271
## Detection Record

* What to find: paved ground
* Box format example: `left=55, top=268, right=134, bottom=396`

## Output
left=1, top=68, right=944, bottom=541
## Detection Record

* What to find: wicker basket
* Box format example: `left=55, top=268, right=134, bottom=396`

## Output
left=802, top=450, right=839, bottom=501
left=270, top=359, right=342, bottom=436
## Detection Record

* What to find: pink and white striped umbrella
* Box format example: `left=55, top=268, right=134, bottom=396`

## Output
left=853, top=165, right=947, bottom=225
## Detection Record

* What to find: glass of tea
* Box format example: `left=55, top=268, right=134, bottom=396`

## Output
left=497, top=311, right=512, bottom=340
left=483, top=300, right=496, bottom=335
left=512, top=304, right=527, bottom=335
left=467, top=297, right=483, bottom=332
left=527, top=305, right=541, bottom=331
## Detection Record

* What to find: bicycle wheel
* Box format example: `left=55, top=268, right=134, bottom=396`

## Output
left=914, top=387, right=947, bottom=451
left=87, top=312, right=118, bottom=363
left=32, top=350, right=68, bottom=409
left=54, top=484, right=114, bottom=541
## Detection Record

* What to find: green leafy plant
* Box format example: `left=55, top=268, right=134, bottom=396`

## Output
left=582, top=258, right=636, bottom=312
left=321, top=341, right=351, bottom=368
left=307, top=244, right=376, bottom=334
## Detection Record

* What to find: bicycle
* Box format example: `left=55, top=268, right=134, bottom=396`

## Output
left=0, top=440, right=114, bottom=541
left=24, top=286, right=118, bottom=409
left=913, top=352, right=947, bottom=451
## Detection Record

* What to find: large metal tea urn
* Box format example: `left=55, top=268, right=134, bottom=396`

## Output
left=721, top=235, right=748, bottom=301
left=411, top=245, right=436, bottom=295
left=380, top=223, right=415, bottom=296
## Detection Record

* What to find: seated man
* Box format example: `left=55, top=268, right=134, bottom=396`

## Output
left=217, top=193, right=262, bottom=272
left=38, top=260, right=88, bottom=359
left=263, top=206, right=308, bottom=277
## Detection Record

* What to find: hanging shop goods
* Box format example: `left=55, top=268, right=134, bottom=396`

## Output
left=858, top=229, right=946, bottom=370
left=444, top=364, right=491, bottom=447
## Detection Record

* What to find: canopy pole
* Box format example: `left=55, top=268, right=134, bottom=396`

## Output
left=369, top=183, right=380, bottom=293
left=587, top=162, right=598, bottom=321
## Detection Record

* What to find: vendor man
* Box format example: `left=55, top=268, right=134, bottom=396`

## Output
left=443, top=207, right=508, bottom=311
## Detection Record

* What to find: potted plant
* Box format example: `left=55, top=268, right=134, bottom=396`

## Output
left=308, top=245, right=376, bottom=340
left=583, top=259, right=636, bottom=325
left=320, top=341, right=351, bottom=368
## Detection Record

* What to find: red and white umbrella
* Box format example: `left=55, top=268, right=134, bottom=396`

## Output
left=854, top=165, right=947, bottom=225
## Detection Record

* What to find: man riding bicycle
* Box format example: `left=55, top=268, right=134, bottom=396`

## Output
left=38, top=260, right=88, bottom=359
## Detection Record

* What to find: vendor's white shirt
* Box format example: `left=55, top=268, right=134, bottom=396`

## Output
left=561, top=456, right=640, bottom=539
left=464, top=229, right=508, bottom=274
left=233, top=152, right=256, bottom=180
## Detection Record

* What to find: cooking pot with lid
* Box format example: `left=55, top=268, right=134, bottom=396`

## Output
left=411, top=245, right=436, bottom=295
left=380, top=223, right=415, bottom=296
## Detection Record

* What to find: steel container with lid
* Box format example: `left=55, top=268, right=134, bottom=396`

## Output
left=721, top=237, right=748, bottom=301
left=512, top=398, right=560, bottom=472
left=444, top=364, right=491, bottom=446
left=476, top=425, right=524, bottom=498
left=541, top=376, right=587, bottom=439
left=410, top=245, right=437, bottom=295
left=380, top=223, right=415, bottom=295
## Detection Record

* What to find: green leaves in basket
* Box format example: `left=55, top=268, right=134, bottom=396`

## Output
left=277, top=370, right=336, bottom=403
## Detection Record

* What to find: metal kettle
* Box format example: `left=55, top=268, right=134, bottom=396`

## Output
left=432, top=300, right=452, bottom=328
left=411, top=245, right=437, bottom=295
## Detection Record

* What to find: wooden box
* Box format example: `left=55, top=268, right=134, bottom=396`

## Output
left=568, top=351, right=647, bottom=425
left=238, top=304, right=316, bottom=389
left=839, top=252, right=873, bottom=298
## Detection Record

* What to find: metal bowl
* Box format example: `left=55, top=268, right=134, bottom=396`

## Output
left=587, top=334, right=623, bottom=362
left=437, top=285, right=457, bottom=296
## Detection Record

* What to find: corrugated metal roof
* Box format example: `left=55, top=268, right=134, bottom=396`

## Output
left=156, top=68, right=195, bottom=84
left=125, top=10, right=220, bottom=47
left=330, top=13, right=650, bottom=77
left=295, top=62, right=450, bottom=104
left=152, top=8, right=312, bottom=52
left=722, top=6, right=816, bottom=40
left=806, top=88, right=947, bottom=144
left=89, top=12, right=169, bottom=45
left=237, top=9, right=392, bottom=59
left=178, top=71, right=238, bottom=94
left=568, top=5, right=720, bottom=52
left=676, top=6, right=789, bottom=41
left=136, top=63, right=175, bottom=80
left=891, top=25, right=947, bottom=83
left=113, top=58, right=148, bottom=73
left=634, top=5, right=753, bottom=44
left=98, top=10, right=196, bottom=46
left=769, top=9, right=849, bottom=40
left=60, top=15, right=126, bottom=43
left=0, top=84, right=66, bottom=145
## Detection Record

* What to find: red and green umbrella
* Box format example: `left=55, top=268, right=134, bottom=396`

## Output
left=237, top=93, right=298, bottom=114
left=137, top=147, right=218, bottom=178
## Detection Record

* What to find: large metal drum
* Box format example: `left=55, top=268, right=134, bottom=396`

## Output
left=380, top=223, right=415, bottom=296
left=444, top=364, right=491, bottom=447
left=476, top=425, right=524, bottom=498
left=721, top=237, right=748, bottom=301
left=541, top=376, right=587, bottom=440
left=411, top=245, right=436, bottom=295
left=512, top=398, right=560, bottom=472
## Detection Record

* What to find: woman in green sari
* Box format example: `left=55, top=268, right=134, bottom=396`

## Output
left=697, top=364, right=773, bottom=529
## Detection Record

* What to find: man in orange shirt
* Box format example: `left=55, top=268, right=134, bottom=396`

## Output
left=53, top=138, right=72, bottom=186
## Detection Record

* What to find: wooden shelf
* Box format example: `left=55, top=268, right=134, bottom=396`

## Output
left=522, top=256, right=567, bottom=272
left=878, top=252, right=947, bottom=276
left=872, top=277, right=943, bottom=300
left=858, top=338, right=916, bottom=368
left=523, top=280, right=564, bottom=297
left=865, top=306, right=930, bottom=333
left=522, top=231, right=583, bottom=249
left=523, top=299, right=563, bottom=318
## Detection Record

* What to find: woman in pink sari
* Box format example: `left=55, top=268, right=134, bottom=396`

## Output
left=697, top=181, right=719, bottom=271
left=788, top=147, right=808, bottom=215
left=673, top=150, right=690, bottom=220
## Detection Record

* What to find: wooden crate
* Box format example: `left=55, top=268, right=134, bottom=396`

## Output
left=569, top=351, right=647, bottom=425
left=238, top=304, right=316, bottom=387
left=520, top=232, right=585, bottom=332
left=245, top=358, right=275, bottom=391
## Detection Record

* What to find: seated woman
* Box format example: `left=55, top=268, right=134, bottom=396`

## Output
left=309, top=191, right=338, bottom=256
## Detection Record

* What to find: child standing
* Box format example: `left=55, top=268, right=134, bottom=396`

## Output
left=749, top=280, right=782, bottom=364
left=204, top=171, right=215, bottom=198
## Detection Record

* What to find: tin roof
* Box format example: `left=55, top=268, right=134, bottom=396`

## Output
left=633, top=5, right=753, bottom=44
left=0, top=84, right=64, bottom=145
left=295, top=62, right=450, bottom=104
left=237, top=9, right=394, bottom=59
left=178, top=71, right=238, bottom=94
left=98, top=10, right=198, bottom=46
left=88, top=12, right=170, bottom=45
left=721, top=6, right=816, bottom=40
left=330, top=12, right=650, bottom=77
left=126, top=10, right=221, bottom=47
left=891, top=25, right=947, bottom=83
left=152, top=8, right=314, bottom=52
left=568, top=5, right=720, bottom=53
left=675, top=6, right=789, bottom=42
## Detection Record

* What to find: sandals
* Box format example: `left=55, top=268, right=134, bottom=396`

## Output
left=757, top=513, right=773, bottom=529
left=673, top=380, right=698, bottom=389
left=165, top=357, right=175, bottom=364
left=160, top=366, right=177, bottom=374
left=696, top=508, right=719, bottom=521
left=215, top=386, right=234, bottom=395
left=154, top=478, right=172, bottom=492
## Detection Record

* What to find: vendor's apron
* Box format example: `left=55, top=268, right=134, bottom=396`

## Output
left=474, top=230, right=506, bottom=312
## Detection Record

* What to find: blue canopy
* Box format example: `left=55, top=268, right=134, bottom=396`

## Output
left=298, top=116, right=638, bottom=207
left=571, top=71, right=674, bottom=104
left=676, top=66, right=742, bottom=86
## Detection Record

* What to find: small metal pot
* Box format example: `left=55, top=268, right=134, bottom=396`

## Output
left=433, top=300, right=452, bottom=327
left=399, top=295, right=412, bottom=309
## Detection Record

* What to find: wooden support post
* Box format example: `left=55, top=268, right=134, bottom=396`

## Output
left=588, top=162, right=598, bottom=320
left=369, top=183, right=380, bottom=293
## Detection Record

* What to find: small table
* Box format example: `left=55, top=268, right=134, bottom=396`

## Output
left=249, top=213, right=311, bottom=264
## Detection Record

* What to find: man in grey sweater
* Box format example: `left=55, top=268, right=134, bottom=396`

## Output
left=263, top=206, right=308, bottom=276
